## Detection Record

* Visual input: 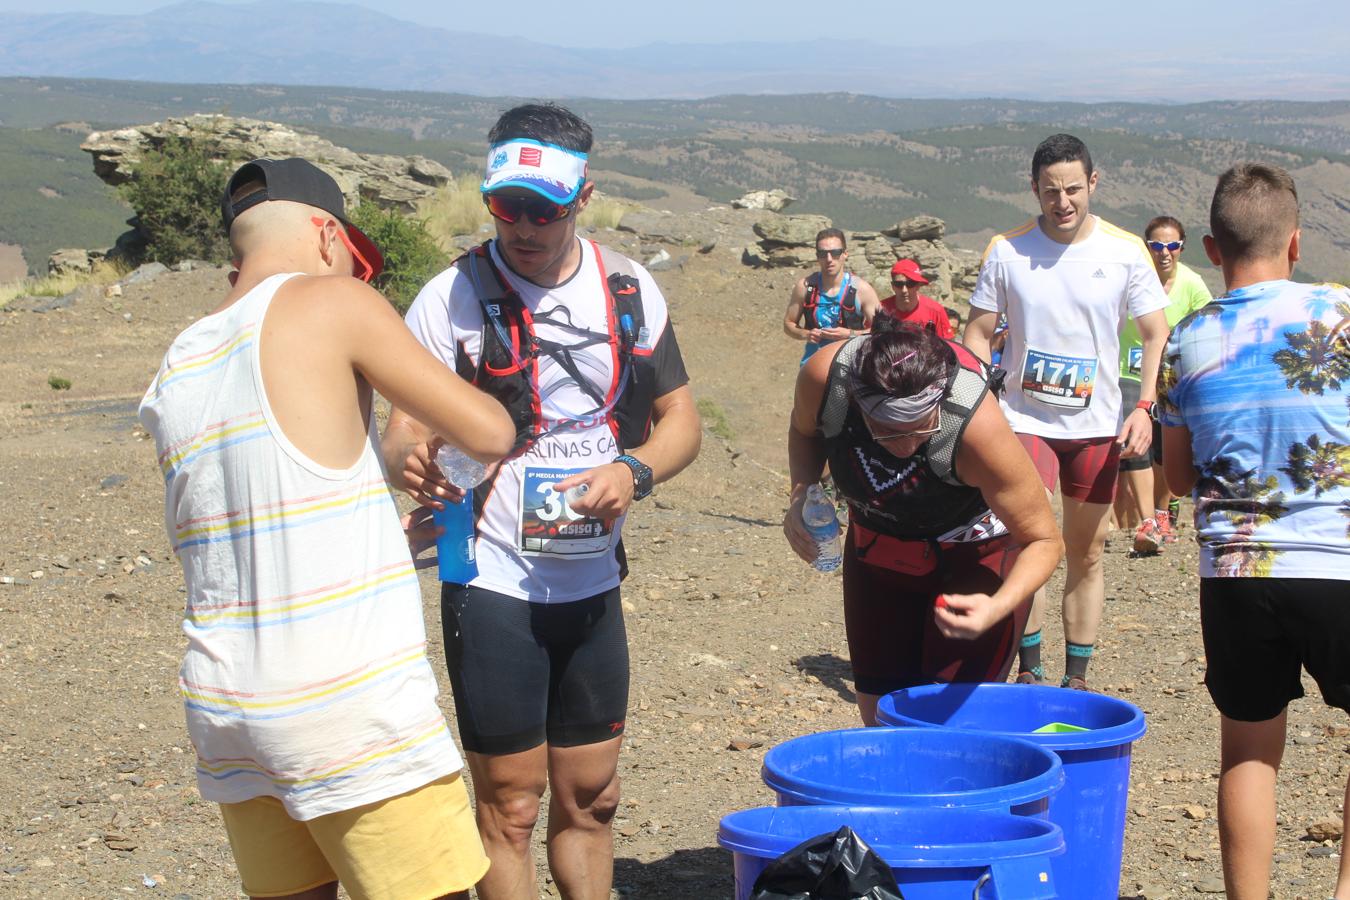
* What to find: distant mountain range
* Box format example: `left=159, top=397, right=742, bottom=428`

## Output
left=2, top=1, right=1348, bottom=102
left=1, top=77, right=1347, bottom=282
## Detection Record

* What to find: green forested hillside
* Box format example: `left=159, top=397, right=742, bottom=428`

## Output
left=2, top=78, right=1346, bottom=281
left=0, top=126, right=130, bottom=275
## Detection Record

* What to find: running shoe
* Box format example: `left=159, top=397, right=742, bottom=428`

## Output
left=1133, top=517, right=1162, bottom=555
left=1158, top=511, right=1178, bottom=545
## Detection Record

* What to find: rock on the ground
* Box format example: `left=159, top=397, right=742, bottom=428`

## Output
left=732, top=189, right=795, bottom=212
left=752, top=214, right=833, bottom=248
left=47, top=248, right=95, bottom=277
left=884, top=214, right=946, bottom=241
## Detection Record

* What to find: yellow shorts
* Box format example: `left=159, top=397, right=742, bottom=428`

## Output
left=218, top=772, right=488, bottom=900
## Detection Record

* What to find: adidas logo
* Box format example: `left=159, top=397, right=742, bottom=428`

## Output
left=1092, top=268, right=1106, bottom=279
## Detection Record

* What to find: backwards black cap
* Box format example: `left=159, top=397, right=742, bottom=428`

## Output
left=221, top=158, right=384, bottom=280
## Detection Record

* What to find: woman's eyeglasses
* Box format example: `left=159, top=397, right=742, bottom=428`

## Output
left=1146, top=240, right=1183, bottom=252
left=864, top=417, right=942, bottom=442
left=483, top=193, right=576, bottom=226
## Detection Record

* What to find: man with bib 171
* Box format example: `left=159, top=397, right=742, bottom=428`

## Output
left=381, top=104, right=701, bottom=900
left=964, top=133, right=1170, bottom=691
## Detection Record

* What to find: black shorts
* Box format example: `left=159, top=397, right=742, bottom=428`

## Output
left=1200, top=577, right=1350, bottom=722
left=842, top=530, right=1030, bottom=696
left=441, top=584, right=629, bottom=755
left=1117, top=379, right=1151, bottom=472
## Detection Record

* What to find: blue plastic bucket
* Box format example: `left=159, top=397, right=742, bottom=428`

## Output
left=719, top=805, right=1064, bottom=900
left=876, top=683, right=1146, bottom=900
left=760, top=727, right=1063, bottom=818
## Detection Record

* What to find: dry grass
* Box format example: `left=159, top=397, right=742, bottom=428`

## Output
left=417, top=174, right=490, bottom=248
left=418, top=177, right=639, bottom=249
left=0, top=259, right=129, bottom=309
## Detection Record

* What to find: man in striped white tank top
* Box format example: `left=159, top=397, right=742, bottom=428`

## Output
left=139, top=158, right=515, bottom=900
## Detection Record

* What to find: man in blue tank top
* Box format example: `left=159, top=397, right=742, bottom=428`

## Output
left=783, top=227, right=880, bottom=364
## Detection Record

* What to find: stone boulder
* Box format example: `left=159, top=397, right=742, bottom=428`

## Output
left=731, top=189, right=795, bottom=212
left=883, top=214, right=946, bottom=242
left=752, top=214, right=832, bottom=248
left=81, top=114, right=452, bottom=214
left=47, top=248, right=96, bottom=277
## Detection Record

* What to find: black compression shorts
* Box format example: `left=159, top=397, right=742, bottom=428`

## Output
left=842, top=529, right=1030, bottom=696
left=1200, top=577, right=1350, bottom=722
left=441, top=584, right=629, bottom=755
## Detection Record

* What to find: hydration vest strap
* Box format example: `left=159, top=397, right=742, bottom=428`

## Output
left=802, top=272, right=857, bottom=331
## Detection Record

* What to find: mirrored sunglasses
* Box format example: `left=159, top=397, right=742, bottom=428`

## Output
left=816, top=248, right=845, bottom=259
left=1147, top=240, right=1183, bottom=252
left=483, top=192, right=575, bottom=226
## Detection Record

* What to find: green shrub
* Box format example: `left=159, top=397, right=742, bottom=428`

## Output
left=348, top=203, right=451, bottom=313
left=48, top=375, right=71, bottom=390
left=118, top=136, right=235, bottom=266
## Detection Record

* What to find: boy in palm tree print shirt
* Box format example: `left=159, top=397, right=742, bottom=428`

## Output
left=1158, top=267, right=1349, bottom=577
left=1156, top=162, right=1350, bottom=900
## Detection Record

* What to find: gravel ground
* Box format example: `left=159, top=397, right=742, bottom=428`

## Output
left=0, top=242, right=1344, bottom=899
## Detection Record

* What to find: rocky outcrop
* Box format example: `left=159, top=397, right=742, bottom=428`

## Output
left=82, top=114, right=453, bottom=213
left=741, top=210, right=980, bottom=305
left=48, top=248, right=97, bottom=277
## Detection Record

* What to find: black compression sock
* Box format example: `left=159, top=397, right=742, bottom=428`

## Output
left=1018, top=630, right=1043, bottom=680
left=1064, top=642, right=1094, bottom=684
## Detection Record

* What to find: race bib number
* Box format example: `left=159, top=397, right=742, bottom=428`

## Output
left=1127, top=346, right=1144, bottom=376
left=519, top=467, right=613, bottom=557
left=1021, top=348, right=1097, bottom=408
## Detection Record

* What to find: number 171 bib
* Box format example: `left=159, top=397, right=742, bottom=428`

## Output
left=1021, top=347, right=1097, bottom=408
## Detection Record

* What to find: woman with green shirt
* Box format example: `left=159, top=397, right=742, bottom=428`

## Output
left=1118, top=216, right=1213, bottom=553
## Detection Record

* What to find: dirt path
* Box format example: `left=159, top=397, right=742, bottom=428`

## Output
left=0, top=246, right=1344, bottom=899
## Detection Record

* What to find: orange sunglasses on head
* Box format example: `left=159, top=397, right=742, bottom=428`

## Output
left=311, top=216, right=374, bottom=282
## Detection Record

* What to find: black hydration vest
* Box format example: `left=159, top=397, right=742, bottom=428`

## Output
left=818, top=335, right=999, bottom=540
left=453, top=240, right=654, bottom=460
left=800, top=272, right=864, bottom=331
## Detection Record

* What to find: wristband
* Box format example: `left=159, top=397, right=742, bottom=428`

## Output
left=1135, top=400, right=1156, bottom=415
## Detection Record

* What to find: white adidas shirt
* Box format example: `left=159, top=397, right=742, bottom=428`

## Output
left=970, top=216, right=1169, bottom=439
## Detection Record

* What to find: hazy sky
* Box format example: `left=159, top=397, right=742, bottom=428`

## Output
left=3, top=0, right=1345, bottom=50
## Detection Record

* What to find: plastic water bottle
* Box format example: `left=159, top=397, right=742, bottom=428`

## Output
left=801, top=483, right=842, bottom=572
left=564, top=482, right=590, bottom=507
left=433, top=446, right=487, bottom=584
left=435, top=445, right=488, bottom=490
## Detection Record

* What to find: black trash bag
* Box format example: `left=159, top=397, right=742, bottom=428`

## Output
left=748, top=825, right=905, bottom=900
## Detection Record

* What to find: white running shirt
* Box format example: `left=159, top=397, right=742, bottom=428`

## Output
left=405, top=239, right=677, bottom=603
left=969, top=216, right=1169, bottom=439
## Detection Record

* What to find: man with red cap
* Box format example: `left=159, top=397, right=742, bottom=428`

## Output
left=880, top=259, right=953, bottom=339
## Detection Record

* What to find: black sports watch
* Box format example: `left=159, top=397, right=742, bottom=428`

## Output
left=614, top=454, right=654, bottom=501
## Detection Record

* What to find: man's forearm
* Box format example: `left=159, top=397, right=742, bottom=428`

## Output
left=630, top=387, right=701, bottom=484
left=963, top=310, right=997, bottom=362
